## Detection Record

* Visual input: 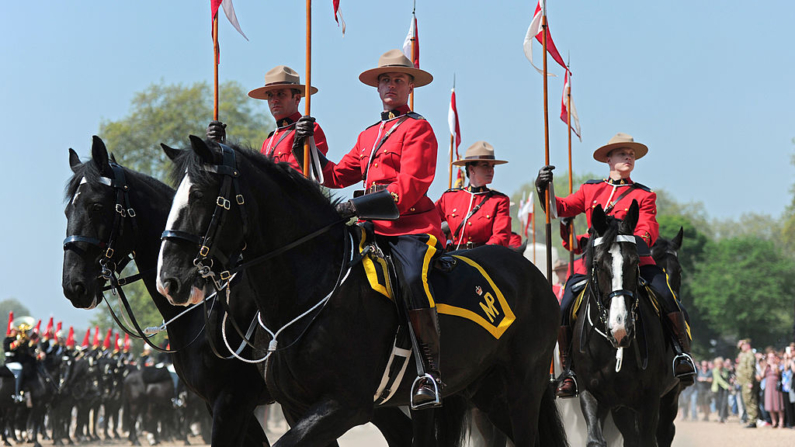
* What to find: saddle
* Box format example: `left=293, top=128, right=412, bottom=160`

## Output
left=352, top=223, right=516, bottom=339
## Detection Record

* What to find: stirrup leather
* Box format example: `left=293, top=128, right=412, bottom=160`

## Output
left=410, top=373, right=442, bottom=410
left=672, top=352, right=697, bottom=378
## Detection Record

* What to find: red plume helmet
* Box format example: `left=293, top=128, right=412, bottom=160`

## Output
left=44, top=317, right=54, bottom=339
left=102, top=328, right=113, bottom=350
left=34, top=320, right=41, bottom=335
left=81, top=328, right=91, bottom=349
left=113, top=333, right=120, bottom=352
left=123, top=333, right=131, bottom=352
left=92, top=326, right=100, bottom=348
left=6, top=311, right=13, bottom=336
left=66, top=327, right=75, bottom=349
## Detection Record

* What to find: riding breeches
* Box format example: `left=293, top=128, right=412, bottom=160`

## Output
left=559, top=265, right=685, bottom=326
left=382, top=234, right=441, bottom=309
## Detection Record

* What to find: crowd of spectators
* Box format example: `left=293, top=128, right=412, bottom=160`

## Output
left=678, top=339, right=795, bottom=428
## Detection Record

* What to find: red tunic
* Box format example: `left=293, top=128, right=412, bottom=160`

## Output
left=508, top=232, right=523, bottom=249
left=555, top=178, right=658, bottom=275
left=322, top=105, right=443, bottom=241
left=260, top=112, right=328, bottom=172
left=435, top=186, right=511, bottom=248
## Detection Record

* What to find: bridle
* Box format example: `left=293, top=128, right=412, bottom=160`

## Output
left=584, top=234, right=641, bottom=371
left=160, top=143, right=349, bottom=360
left=63, top=163, right=201, bottom=354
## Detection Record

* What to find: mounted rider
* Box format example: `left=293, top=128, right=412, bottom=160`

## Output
left=435, top=141, right=512, bottom=250
left=3, top=316, right=39, bottom=404
left=535, top=132, right=696, bottom=398
left=292, top=49, right=445, bottom=409
left=207, top=65, right=328, bottom=174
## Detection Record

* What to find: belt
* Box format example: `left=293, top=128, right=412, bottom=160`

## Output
left=354, top=184, right=388, bottom=198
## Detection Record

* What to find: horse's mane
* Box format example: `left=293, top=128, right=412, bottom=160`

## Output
left=64, top=159, right=174, bottom=204
left=168, top=140, right=340, bottom=215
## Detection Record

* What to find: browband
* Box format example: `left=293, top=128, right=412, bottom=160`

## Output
left=592, top=235, right=635, bottom=247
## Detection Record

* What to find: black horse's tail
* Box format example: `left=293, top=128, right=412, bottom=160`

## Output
left=537, top=386, right=569, bottom=447
left=435, top=394, right=470, bottom=447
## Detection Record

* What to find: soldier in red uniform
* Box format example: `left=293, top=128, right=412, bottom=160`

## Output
left=292, top=49, right=444, bottom=409
left=206, top=65, right=328, bottom=172
left=536, top=132, right=696, bottom=398
left=435, top=141, right=512, bottom=250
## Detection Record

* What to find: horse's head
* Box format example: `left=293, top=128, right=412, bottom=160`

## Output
left=587, top=200, right=641, bottom=349
left=651, top=227, right=684, bottom=296
left=62, top=136, right=137, bottom=309
left=156, top=136, right=253, bottom=306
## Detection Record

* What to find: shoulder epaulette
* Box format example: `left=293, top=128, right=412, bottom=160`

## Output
left=443, top=188, right=464, bottom=193
left=584, top=179, right=603, bottom=185
left=406, top=111, right=424, bottom=120
left=489, top=190, right=507, bottom=197
left=632, top=182, right=652, bottom=192
left=365, top=121, right=381, bottom=130
left=266, top=130, right=276, bottom=138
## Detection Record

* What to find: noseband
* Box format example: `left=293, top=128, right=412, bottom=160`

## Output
left=587, top=234, right=639, bottom=342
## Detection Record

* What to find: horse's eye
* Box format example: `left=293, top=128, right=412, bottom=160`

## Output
left=190, top=190, right=204, bottom=202
left=90, top=203, right=104, bottom=212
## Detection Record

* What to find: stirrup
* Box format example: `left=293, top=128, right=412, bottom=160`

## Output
left=410, top=373, right=442, bottom=410
left=555, top=371, right=579, bottom=398
left=672, top=352, right=697, bottom=378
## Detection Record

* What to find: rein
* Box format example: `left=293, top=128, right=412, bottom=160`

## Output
left=161, top=143, right=349, bottom=359
left=64, top=163, right=203, bottom=354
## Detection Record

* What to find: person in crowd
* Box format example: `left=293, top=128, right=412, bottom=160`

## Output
left=712, top=357, right=732, bottom=423
left=782, top=347, right=795, bottom=428
left=736, top=339, right=759, bottom=428
left=550, top=259, right=568, bottom=304
left=763, top=351, right=785, bottom=428
left=696, top=359, right=713, bottom=420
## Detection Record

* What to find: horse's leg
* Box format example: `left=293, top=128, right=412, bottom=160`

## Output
left=636, top=396, right=661, bottom=447
left=655, top=387, right=680, bottom=447
left=209, top=392, right=263, bottom=447
left=276, top=401, right=356, bottom=447
left=370, top=407, right=412, bottom=447
left=610, top=407, right=639, bottom=447
left=579, top=390, right=609, bottom=447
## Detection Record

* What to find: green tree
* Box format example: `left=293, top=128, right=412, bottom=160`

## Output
left=99, top=80, right=273, bottom=183
left=690, top=236, right=795, bottom=349
left=0, top=298, right=31, bottom=321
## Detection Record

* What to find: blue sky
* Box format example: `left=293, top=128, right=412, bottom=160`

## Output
left=2, top=0, right=794, bottom=329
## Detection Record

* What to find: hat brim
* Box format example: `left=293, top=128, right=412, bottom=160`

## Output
left=592, top=141, right=648, bottom=163
left=359, top=66, right=433, bottom=88
left=452, top=157, right=508, bottom=167
left=248, top=84, right=318, bottom=100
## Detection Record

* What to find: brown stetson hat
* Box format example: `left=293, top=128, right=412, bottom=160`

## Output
left=248, top=65, right=318, bottom=100
left=452, top=141, right=508, bottom=166
left=359, top=49, right=433, bottom=88
left=553, top=259, right=569, bottom=272
left=592, top=132, right=649, bottom=163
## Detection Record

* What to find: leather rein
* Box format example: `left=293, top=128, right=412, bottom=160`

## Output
left=160, top=144, right=349, bottom=360
left=63, top=163, right=202, bottom=354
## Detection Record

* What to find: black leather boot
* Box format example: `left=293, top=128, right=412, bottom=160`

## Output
left=555, top=325, right=578, bottom=398
left=666, top=311, right=696, bottom=382
left=408, top=308, right=444, bottom=409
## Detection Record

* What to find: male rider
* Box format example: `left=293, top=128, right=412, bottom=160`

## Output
left=536, top=132, right=696, bottom=398
left=293, top=49, right=444, bottom=409
left=207, top=65, right=328, bottom=173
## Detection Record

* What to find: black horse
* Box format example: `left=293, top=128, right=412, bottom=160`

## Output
left=157, top=137, right=566, bottom=447
left=571, top=202, right=684, bottom=447
left=62, top=136, right=272, bottom=447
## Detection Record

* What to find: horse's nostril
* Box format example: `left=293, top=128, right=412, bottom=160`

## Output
left=74, top=282, right=86, bottom=296
left=164, top=278, right=179, bottom=296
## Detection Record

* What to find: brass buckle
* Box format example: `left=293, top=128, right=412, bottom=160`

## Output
left=216, top=197, right=231, bottom=210
left=235, top=194, right=245, bottom=205
left=199, top=246, right=210, bottom=257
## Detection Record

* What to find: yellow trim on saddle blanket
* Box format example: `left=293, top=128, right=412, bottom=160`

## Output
left=359, top=227, right=393, bottom=300
left=435, top=255, right=516, bottom=340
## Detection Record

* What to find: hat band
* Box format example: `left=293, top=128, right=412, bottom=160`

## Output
left=463, top=155, right=495, bottom=160
left=265, top=81, right=301, bottom=87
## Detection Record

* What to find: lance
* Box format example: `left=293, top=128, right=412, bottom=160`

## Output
left=448, top=75, right=455, bottom=189
left=566, top=66, right=575, bottom=277
left=532, top=198, right=536, bottom=264
left=409, top=0, right=417, bottom=110
left=541, top=4, right=552, bottom=285
left=303, top=0, right=313, bottom=178
left=213, top=13, right=219, bottom=121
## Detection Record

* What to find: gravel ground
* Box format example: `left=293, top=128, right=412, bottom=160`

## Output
left=27, top=414, right=794, bottom=446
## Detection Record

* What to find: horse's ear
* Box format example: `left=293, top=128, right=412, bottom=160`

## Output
left=189, top=135, right=215, bottom=164
left=160, top=144, right=183, bottom=162
left=672, top=226, right=684, bottom=250
left=109, top=153, right=117, bottom=164
left=90, top=136, right=112, bottom=177
left=68, top=148, right=81, bottom=173
left=620, top=200, right=640, bottom=234
left=592, top=204, right=608, bottom=235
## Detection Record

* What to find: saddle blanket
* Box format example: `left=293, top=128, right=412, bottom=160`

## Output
left=356, top=227, right=516, bottom=340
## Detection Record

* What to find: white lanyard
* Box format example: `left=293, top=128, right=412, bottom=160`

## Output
left=363, top=118, right=405, bottom=188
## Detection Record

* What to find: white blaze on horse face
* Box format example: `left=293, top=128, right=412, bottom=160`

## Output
left=156, top=174, right=193, bottom=302
left=608, top=243, right=628, bottom=343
